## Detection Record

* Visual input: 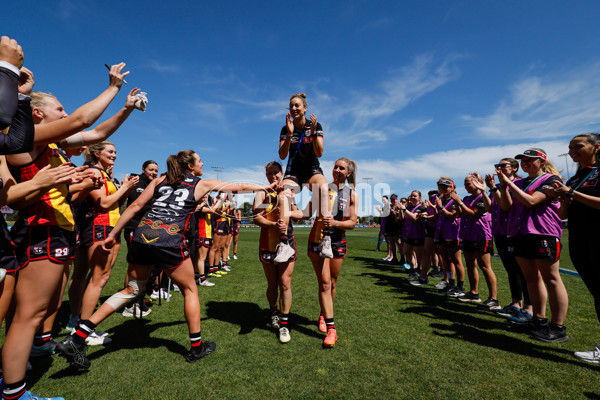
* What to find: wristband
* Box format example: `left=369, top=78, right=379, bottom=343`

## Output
left=566, top=188, right=575, bottom=199
left=489, top=187, right=498, bottom=193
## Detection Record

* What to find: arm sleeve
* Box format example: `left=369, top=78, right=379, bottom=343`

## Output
left=0, top=96, right=34, bottom=154
left=0, top=66, right=19, bottom=130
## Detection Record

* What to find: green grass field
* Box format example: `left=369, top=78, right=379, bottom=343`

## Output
left=12, top=228, right=600, bottom=399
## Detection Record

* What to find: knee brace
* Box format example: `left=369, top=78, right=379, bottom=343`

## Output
left=104, top=279, right=145, bottom=311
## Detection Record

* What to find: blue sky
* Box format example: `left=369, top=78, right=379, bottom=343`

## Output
left=4, top=1, right=599, bottom=215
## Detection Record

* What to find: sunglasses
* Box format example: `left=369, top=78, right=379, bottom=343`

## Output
left=494, top=163, right=511, bottom=169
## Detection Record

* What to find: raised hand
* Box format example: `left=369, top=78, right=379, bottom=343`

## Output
left=125, top=88, right=142, bottom=109
left=286, top=112, right=294, bottom=135
left=0, top=36, right=24, bottom=69
left=17, top=67, right=34, bottom=95
left=485, top=173, right=496, bottom=189
left=471, top=177, right=486, bottom=192
left=108, top=62, right=130, bottom=89
left=310, top=114, right=317, bottom=136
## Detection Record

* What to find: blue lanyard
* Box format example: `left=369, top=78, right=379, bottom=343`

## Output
left=573, top=167, right=599, bottom=191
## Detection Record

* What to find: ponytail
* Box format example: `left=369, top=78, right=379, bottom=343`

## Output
left=166, top=150, right=196, bottom=185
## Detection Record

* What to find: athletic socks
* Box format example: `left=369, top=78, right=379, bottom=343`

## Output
left=270, top=306, right=278, bottom=316
left=73, top=319, right=96, bottom=345
left=33, top=331, right=52, bottom=346
left=189, top=332, right=202, bottom=351
left=325, top=318, right=335, bottom=331
left=199, top=274, right=207, bottom=283
left=457, top=281, right=464, bottom=290
left=3, top=379, right=26, bottom=400
left=279, top=233, right=288, bottom=244
left=448, top=278, right=456, bottom=288
left=280, top=313, right=289, bottom=327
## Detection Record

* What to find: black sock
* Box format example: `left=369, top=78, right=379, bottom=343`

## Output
left=448, top=278, right=455, bottom=288
left=73, top=319, right=96, bottom=345
left=270, top=306, right=278, bottom=316
left=190, top=331, right=202, bottom=351
left=279, top=234, right=288, bottom=244
left=325, top=318, right=335, bottom=331
left=280, top=313, right=289, bottom=327
left=457, top=281, right=464, bottom=290
left=3, top=379, right=26, bottom=400
left=199, top=274, right=206, bottom=283
left=33, top=331, right=52, bottom=346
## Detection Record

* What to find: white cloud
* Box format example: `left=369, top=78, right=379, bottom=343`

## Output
left=464, top=62, right=600, bottom=140
left=147, top=60, right=182, bottom=73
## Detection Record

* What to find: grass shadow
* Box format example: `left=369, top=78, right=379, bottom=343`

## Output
left=45, top=319, right=186, bottom=381
left=204, top=301, right=322, bottom=339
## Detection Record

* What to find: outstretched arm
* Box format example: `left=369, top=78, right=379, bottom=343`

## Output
left=62, top=88, right=141, bottom=148
left=33, top=63, right=129, bottom=146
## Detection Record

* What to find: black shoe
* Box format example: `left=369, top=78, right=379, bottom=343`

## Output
left=185, top=341, right=216, bottom=362
left=532, top=323, right=569, bottom=343
left=56, top=335, right=90, bottom=369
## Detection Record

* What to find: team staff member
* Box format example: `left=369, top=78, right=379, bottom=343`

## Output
left=452, top=174, right=499, bottom=308
left=550, top=134, right=600, bottom=361
left=253, top=161, right=296, bottom=343
left=278, top=93, right=330, bottom=260
left=123, top=160, right=159, bottom=245
left=305, top=157, right=358, bottom=348
left=57, top=150, right=275, bottom=367
left=498, top=148, right=569, bottom=343
left=2, top=63, right=134, bottom=400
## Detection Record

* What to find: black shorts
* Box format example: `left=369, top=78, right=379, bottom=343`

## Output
left=508, top=234, right=561, bottom=261
left=439, top=239, right=460, bottom=249
left=232, top=223, right=240, bottom=234
left=0, top=245, right=19, bottom=272
left=425, top=225, right=436, bottom=238
left=307, top=240, right=347, bottom=259
left=260, top=243, right=297, bottom=265
left=196, top=237, right=213, bottom=248
left=215, top=221, right=230, bottom=236
left=79, top=224, right=114, bottom=248
left=462, top=239, right=493, bottom=254
left=404, top=238, right=424, bottom=246
left=11, top=224, right=76, bottom=268
left=283, top=166, right=324, bottom=187
left=127, top=241, right=190, bottom=270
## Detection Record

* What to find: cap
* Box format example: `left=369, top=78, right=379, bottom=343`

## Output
left=514, top=149, right=547, bottom=160
left=437, top=179, right=454, bottom=187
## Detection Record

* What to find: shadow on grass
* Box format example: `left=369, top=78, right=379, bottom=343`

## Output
left=43, top=318, right=186, bottom=382
left=349, top=256, right=407, bottom=273
left=359, top=269, right=600, bottom=373
left=584, top=392, right=600, bottom=399
left=204, top=301, right=322, bottom=340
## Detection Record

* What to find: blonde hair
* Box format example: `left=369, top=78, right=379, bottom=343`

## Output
left=166, top=150, right=196, bottom=185
left=466, top=172, right=484, bottom=183
left=30, top=91, right=58, bottom=111
left=532, top=148, right=563, bottom=181
left=336, top=157, right=357, bottom=187
left=84, top=140, right=114, bottom=165
left=289, top=93, right=307, bottom=108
